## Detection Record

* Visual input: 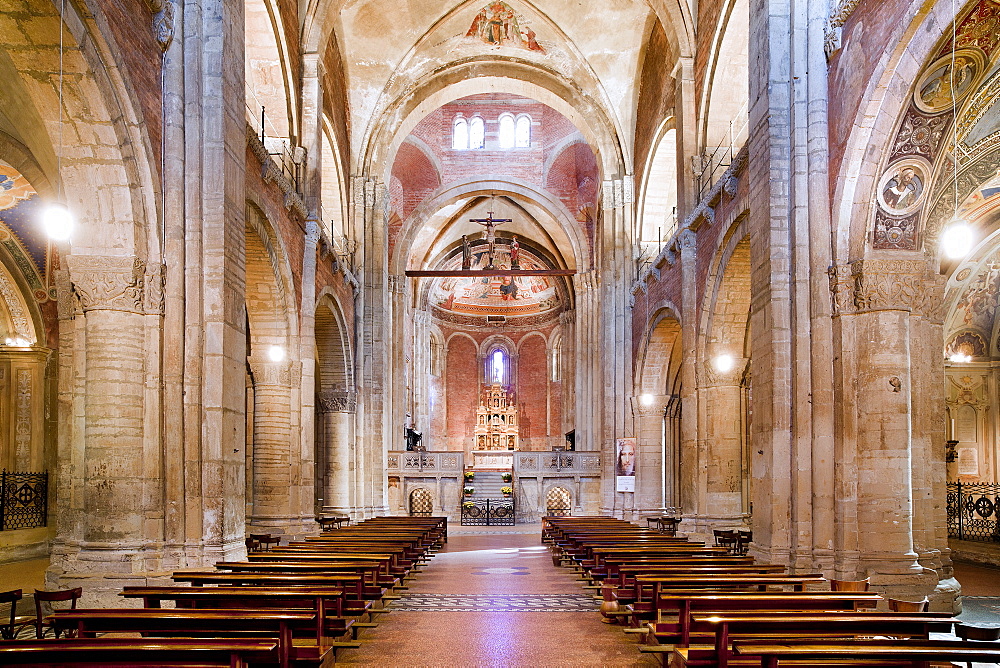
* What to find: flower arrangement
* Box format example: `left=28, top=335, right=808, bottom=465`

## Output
left=501, top=472, right=512, bottom=482
left=464, top=487, right=475, bottom=496
left=462, top=501, right=475, bottom=509
left=463, top=471, right=475, bottom=481
left=501, top=486, right=513, bottom=496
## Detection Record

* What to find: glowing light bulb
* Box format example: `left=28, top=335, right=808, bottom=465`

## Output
left=949, top=353, right=972, bottom=364
left=640, top=393, right=654, bottom=406
left=941, top=222, right=973, bottom=259
left=42, top=202, right=74, bottom=240
left=268, top=345, right=286, bottom=362
left=713, top=354, right=735, bottom=373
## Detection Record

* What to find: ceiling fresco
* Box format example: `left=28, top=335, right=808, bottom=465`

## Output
left=429, top=240, right=561, bottom=319
left=0, top=160, right=49, bottom=301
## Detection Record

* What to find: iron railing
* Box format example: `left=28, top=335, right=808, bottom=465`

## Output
left=947, top=482, right=1000, bottom=542
left=0, top=470, right=48, bottom=531
left=461, top=498, right=515, bottom=526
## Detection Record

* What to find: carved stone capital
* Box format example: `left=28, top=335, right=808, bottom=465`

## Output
left=53, top=269, right=75, bottom=321
left=318, top=390, right=357, bottom=414
left=703, top=356, right=748, bottom=387
left=250, top=360, right=293, bottom=387
left=67, top=255, right=145, bottom=313
left=633, top=394, right=669, bottom=416
left=831, top=259, right=945, bottom=320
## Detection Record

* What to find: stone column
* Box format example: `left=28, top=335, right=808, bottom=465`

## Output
left=672, top=57, right=697, bottom=217
left=50, top=256, right=159, bottom=599
left=413, top=310, right=432, bottom=446
left=633, top=395, right=668, bottom=514
left=676, top=230, right=700, bottom=528
left=600, top=178, right=633, bottom=517
left=701, top=357, right=749, bottom=524
left=573, top=272, right=599, bottom=455
left=318, top=390, right=356, bottom=516
left=248, top=357, right=295, bottom=532
left=353, top=177, right=390, bottom=516
left=830, top=259, right=939, bottom=601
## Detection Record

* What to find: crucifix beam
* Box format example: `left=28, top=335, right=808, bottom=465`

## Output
left=404, top=269, right=576, bottom=277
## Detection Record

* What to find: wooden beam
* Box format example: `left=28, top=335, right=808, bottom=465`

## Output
left=404, top=269, right=576, bottom=277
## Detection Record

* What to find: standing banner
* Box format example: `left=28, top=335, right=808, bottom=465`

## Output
left=615, top=437, right=636, bottom=492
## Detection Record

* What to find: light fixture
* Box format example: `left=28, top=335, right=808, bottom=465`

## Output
left=640, top=393, right=654, bottom=406
left=43, top=202, right=74, bottom=240
left=4, top=337, right=31, bottom=347
left=941, top=221, right=973, bottom=259
left=268, top=345, right=286, bottom=362
left=713, top=353, right=735, bottom=373
left=948, top=352, right=972, bottom=363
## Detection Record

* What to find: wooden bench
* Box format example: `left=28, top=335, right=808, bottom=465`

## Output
left=649, top=591, right=884, bottom=645
left=668, top=612, right=959, bottom=667
left=47, top=608, right=320, bottom=668
left=732, top=639, right=1000, bottom=667
left=120, top=586, right=356, bottom=641
left=0, top=637, right=279, bottom=668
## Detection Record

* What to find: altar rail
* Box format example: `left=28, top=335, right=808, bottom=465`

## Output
left=387, top=451, right=464, bottom=474
left=0, top=470, right=48, bottom=531
left=948, top=482, right=1000, bottom=542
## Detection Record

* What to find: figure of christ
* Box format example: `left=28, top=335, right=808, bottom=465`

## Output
left=470, top=212, right=512, bottom=269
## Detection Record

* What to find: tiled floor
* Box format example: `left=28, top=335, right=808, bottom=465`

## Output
left=337, top=524, right=659, bottom=666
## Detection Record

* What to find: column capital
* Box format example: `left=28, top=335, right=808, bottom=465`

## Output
left=249, top=359, right=294, bottom=387
left=318, top=390, right=357, bottom=414
left=829, top=258, right=945, bottom=321
left=67, top=255, right=145, bottom=314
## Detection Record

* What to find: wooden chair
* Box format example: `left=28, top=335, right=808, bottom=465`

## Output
left=713, top=530, right=739, bottom=554
left=736, top=530, right=752, bottom=555
left=33, top=587, right=82, bottom=639
left=0, top=589, right=32, bottom=640
left=830, top=577, right=869, bottom=591
left=888, top=596, right=929, bottom=612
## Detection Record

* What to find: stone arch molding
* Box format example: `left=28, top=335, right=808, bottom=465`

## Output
left=636, top=302, right=682, bottom=396
left=391, top=178, right=590, bottom=275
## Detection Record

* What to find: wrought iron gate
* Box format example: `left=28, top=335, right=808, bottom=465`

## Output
left=0, top=470, right=48, bottom=531
left=947, top=482, right=1000, bottom=542
left=461, top=498, right=515, bottom=526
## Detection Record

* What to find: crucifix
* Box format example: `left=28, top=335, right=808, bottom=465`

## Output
left=470, top=209, right=512, bottom=269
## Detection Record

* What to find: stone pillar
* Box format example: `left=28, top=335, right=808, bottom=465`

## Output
left=830, top=259, right=941, bottom=602
left=573, top=272, right=599, bottom=455
left=672, top=57, right=697, bottom=217
left=676, top=230, right=700, bottom=527
left=600, top=177, right=634, bottom=517
left=701, top=358, right=749, bottom=524
left=248, top=358, right=295, bottom=532
left=298, top=220, right=321, bottom=520
left=633, top=395, right=668, bottom=514
left=49, top=257, right=162, bottom=601
left=318, top=391, right=356, bottom=516
left=353, top=177, right=390, bottom=516
left=413, top=311, right=432, bottom=447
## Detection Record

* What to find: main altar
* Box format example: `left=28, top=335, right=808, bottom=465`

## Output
left=472, top=383, right=518, bottom=469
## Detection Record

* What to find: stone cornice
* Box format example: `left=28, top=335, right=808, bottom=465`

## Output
left=246, top=125, right=307, bottom=218
left=318, top=390, right=357, bottom=414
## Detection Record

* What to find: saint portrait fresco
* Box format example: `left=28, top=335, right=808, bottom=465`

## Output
left=913, top=49, right=985, bottom=114
left=876, top=158, right=930, bottom=216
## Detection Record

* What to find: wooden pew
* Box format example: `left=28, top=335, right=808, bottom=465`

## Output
left=48, top=609, right=318, bottom=668
left=119, top=586, right=360, bottom=643
left=649, top=591, right=884, bottom=645
left=0, top=638, right=278, bottom=668
left=669, top=612, right=959, bottom=667
left=732, top=639, right=1000, bottom=667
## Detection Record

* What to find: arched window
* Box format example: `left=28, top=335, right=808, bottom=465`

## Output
left=498, top=114, right=515, bottom=149
left=469, top=117, right=485, bottom=149
left=490, top=349, right=505, bottom=383
left=452, top=117, right=469, bottom=150
left=515, top=115, right=531, bottom=148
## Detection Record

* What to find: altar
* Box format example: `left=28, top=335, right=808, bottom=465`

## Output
left=472, top=450, right=515, bottom=470
left=474, top=383, right=519, bottom=451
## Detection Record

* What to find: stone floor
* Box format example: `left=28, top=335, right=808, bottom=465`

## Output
left=337, top=522, right=659, bottom=666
